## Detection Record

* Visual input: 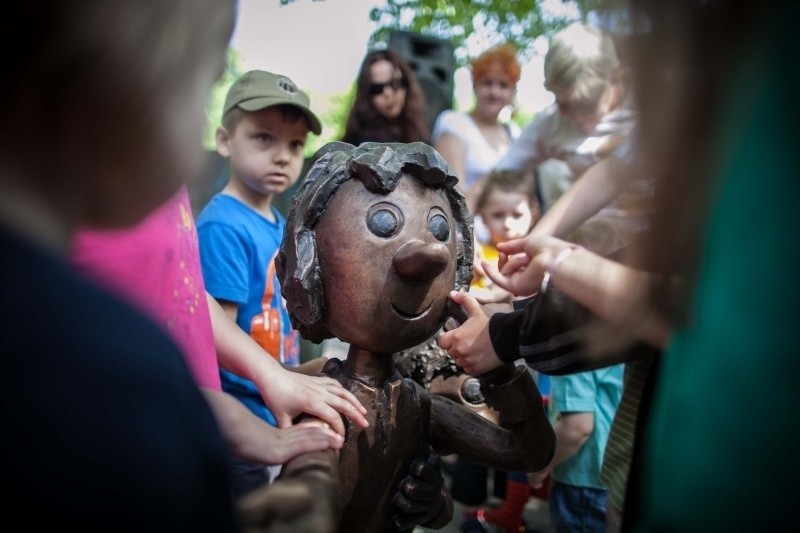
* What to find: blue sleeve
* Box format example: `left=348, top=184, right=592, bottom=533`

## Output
left=197, top=221, right=250, bottom=305
left=550, top=371, right=597, bottom=413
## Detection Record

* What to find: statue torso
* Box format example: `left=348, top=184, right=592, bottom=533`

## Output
left=322, top=358, right=432, bottom=532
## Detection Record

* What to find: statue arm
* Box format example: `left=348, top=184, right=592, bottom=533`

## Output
left=235, top=429, right=342, bottom=533
left=430, top=363, right=555, bottom=472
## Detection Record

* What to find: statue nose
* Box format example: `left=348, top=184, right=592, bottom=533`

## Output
left=392, top=240, right=450, bottom=282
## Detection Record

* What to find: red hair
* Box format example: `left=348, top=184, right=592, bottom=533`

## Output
left=470, top=44, right=521, bottom=84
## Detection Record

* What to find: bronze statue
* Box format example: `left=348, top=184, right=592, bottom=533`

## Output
left=269, top=142, right=554, bottom=532
left=394, top=331, right=500, bottom=425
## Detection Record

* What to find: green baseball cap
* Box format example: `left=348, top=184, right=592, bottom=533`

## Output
left=222, top=70, right=322, bottom=135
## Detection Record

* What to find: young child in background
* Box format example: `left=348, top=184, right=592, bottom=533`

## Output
left=471, top=170, right=540, bottom=304
left=494, top=23, right=636, bottom=211
left=197, top=69, right=324, bottom=497
left=441, top=212, right=649, bottom=533
left=456, top=170, right=541, bottom=532
left=528, top=362, right=624, bottom=532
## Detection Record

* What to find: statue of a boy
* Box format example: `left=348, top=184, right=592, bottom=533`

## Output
left=273, top=142, right=555, bottom=532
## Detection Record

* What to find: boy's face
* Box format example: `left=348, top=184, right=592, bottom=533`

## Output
left=218, top=107, right=309, bottom=197
left=480, top=190, right=539, bottom=246
left=553, top=84, right=614, bottom=132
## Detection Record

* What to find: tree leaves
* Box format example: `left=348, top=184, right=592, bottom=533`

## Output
left=368, top=0, right=605, bottom=66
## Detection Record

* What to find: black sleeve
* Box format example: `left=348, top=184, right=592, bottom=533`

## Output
left=489, top=289, right=651, bottom=375
left=488, top=308, right=526, bottom=363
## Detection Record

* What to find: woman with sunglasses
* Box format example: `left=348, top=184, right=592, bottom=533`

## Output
left=341, top=49, right=430, bottom=146
left=323, top=49, right=432, bottom=362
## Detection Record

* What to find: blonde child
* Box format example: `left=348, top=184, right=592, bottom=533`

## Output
left=495, top=23, right=635, bottom=210
left=455, top=170, right=541, bottom=531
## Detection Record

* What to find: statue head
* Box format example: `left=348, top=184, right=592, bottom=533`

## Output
left=276, top=141, right=473, bottom=353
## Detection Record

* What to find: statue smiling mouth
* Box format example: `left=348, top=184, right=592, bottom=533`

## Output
left=391, top=301, right=432, bottom=320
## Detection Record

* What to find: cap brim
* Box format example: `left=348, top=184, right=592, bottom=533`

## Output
left=236, top=96, right=322, bottom=135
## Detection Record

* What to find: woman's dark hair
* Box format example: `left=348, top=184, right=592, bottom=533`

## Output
left=341, top=49, right=430, bottom=145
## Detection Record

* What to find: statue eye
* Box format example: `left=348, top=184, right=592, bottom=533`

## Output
left=428, top=213, right=450, bottom=242
left=367, top=208, right=400, bottom=238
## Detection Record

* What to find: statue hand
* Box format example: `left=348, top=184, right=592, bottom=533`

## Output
left=389, top=451, right=453, bottom=531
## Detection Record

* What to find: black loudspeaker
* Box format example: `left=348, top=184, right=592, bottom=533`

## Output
left=388, top=30, right=455, bottom=132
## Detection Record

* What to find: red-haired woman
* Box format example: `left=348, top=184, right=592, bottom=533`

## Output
left=432, top=44, right=522, bottom=209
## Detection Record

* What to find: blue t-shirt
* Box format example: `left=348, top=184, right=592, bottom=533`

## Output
left=197, top=194, right=300, bottom=426
left=550, top=364, right=624, bottom=489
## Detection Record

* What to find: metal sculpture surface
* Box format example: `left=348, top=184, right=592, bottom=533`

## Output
left=274, top=142, right=555, bottom=532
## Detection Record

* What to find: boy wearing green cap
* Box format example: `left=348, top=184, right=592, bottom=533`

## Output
left=197, top=70, right=322, bottom=496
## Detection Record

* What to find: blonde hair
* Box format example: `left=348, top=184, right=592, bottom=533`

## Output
left=544, top=23, right=619, bottom=111
left=471, top=44, right=521, bottom=85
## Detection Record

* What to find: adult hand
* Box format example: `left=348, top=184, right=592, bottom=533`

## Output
left=262, top=370, right=369, bottom=436
left=389, top=452, right=452, bottom=531
left=437, top=291, right=503, bottom=375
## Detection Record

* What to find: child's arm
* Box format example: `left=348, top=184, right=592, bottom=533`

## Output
left=528, top=411, right=594, bottom=488
left=209, top=296, right=331, bottom=384
left=441, top=282, right=656, bottom=377
left=207, top=293, right=368, bottom=434
left=201, top=388, right=343, bottom=465
left=217, top=299, right=239, bottom=323
left=530, top=154, right=631, bottom=239
left=285, top=358, right=327, bottom=375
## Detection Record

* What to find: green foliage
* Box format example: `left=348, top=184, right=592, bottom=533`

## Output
left=211, top=1, right=615, bottom=153
left=369, top=0, right=606, bottom=66
left=202, top=49, right=245, bottom=150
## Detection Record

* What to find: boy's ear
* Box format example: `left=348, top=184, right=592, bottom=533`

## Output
left=215, top=126, right=231, bottom=158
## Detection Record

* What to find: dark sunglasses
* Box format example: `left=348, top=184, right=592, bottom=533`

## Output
left=368, top=77, right=407, bottom=96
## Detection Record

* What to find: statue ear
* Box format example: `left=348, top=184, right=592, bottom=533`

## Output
left=278, top=230, right=329, bottom=343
